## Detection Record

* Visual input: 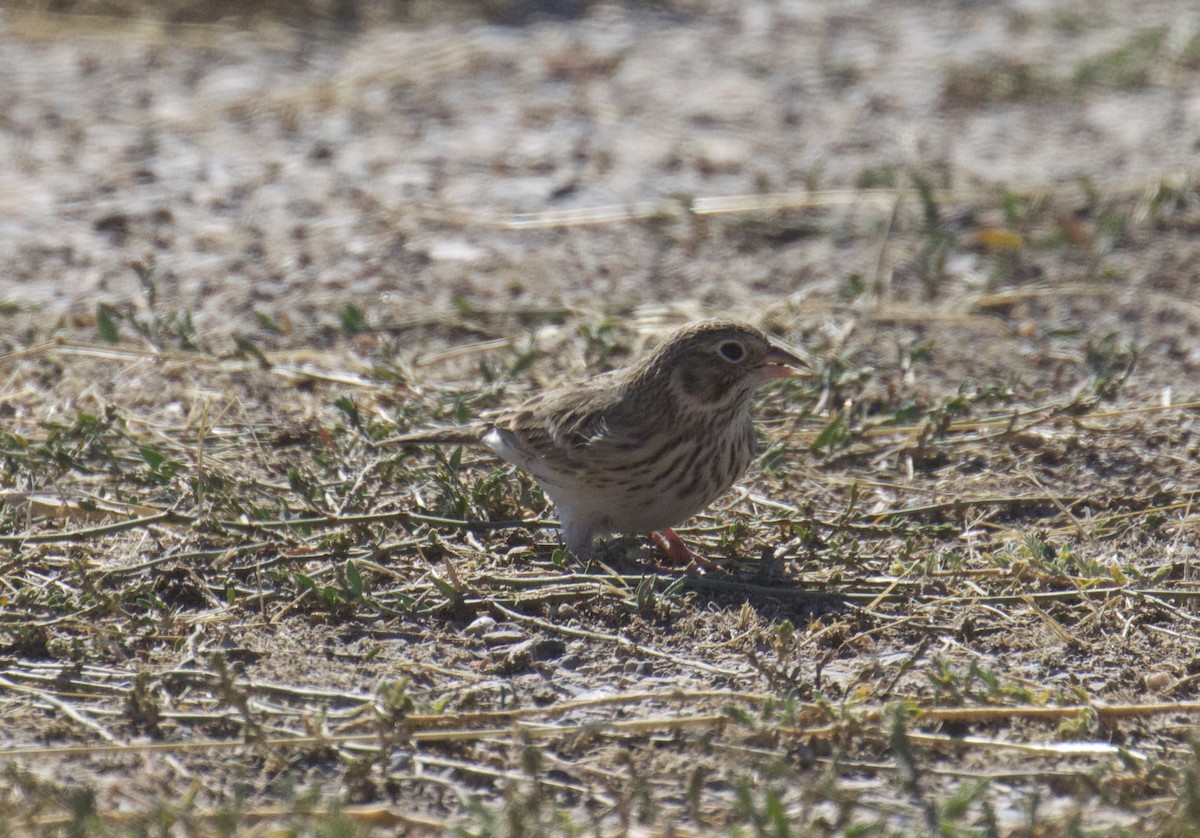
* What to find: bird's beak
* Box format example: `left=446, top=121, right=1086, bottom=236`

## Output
left=758, top=344, right=808, bottom=380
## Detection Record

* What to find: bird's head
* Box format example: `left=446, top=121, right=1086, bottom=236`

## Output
left=635, top=320, right=806, bottom=414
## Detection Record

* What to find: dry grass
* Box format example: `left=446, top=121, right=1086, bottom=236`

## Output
left=3, top=1, right=1200, bottom=834
left=4, top=173, right=1200, bottom=834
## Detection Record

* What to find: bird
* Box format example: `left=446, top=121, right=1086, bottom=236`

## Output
left=390, top=320, right=805, bottom=567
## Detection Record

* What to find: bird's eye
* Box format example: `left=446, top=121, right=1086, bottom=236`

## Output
left=717, top=340, right=746, bottom=363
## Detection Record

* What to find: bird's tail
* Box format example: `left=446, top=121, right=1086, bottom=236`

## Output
left=379, top=426, right=485, bottom=447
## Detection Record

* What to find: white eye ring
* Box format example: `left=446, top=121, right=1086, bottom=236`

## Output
left=718, top=340, right=746, bottom=362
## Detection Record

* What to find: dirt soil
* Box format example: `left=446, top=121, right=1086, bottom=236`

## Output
left=2, top=0, right=1200, bottom=834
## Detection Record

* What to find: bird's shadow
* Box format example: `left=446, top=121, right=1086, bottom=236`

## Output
left=682, top=568, right=851, bottom=623
left=589, top=540, right=853, bottom=625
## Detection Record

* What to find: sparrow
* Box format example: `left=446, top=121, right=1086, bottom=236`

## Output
left=391, top=320, right=804, bottom=566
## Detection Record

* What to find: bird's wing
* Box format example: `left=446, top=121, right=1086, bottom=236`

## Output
left=489, top=371, right=643, bottom=468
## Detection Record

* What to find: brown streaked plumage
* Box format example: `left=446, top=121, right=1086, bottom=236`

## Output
left=392, top=320, right=805, bottom=564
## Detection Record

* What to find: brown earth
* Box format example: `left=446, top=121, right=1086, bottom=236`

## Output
left=1, top=0, right=1200, bottom=834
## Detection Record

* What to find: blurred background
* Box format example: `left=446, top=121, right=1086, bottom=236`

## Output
left=3, top=0, right=1197, bottom=335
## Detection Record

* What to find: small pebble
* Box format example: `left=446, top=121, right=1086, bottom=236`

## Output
left=463, top=616, right=497, bottom=635
left=481, top=630, right=527, bottom=647
left=1144, top=671, right=1172, bottom=692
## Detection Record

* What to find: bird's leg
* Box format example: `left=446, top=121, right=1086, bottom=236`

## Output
left=650, top=528, right=714, bottom=571
left=562, top=518, right=598, bottom=561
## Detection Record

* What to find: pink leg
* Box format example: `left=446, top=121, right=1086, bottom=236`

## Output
left=650, top=528, right=714, bottom=571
